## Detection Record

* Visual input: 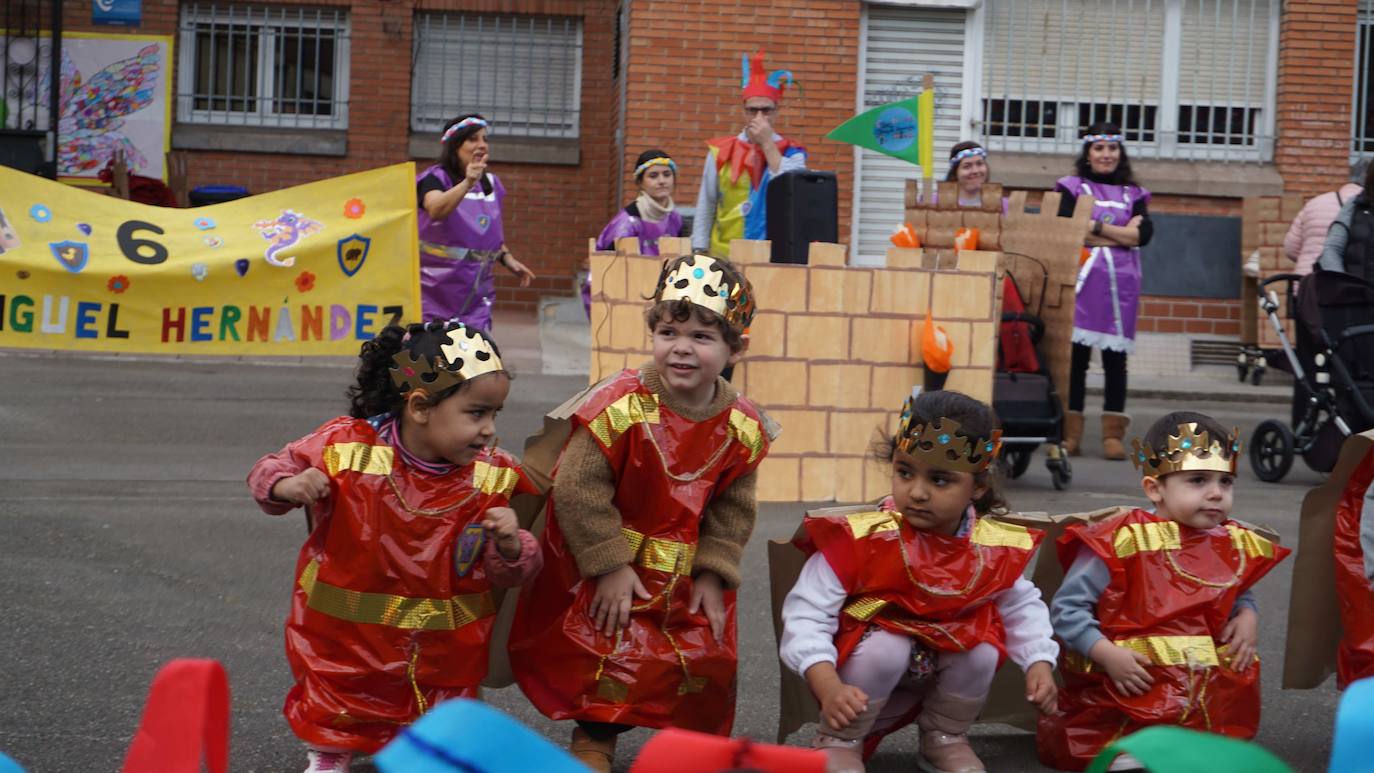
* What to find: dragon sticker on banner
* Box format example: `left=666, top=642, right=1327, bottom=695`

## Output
left=254, top=210, right=323, bottom=267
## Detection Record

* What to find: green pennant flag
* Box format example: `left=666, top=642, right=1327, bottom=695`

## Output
left=825, top=92, right=935, bottom=173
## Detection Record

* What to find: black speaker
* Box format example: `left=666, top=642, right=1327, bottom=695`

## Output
left=766, top=170, right=838, bottom=264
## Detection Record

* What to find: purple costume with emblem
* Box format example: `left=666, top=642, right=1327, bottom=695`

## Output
left=1058, top=175, right=1151, bottom=354
left=416, top=165, right=506, bottom=329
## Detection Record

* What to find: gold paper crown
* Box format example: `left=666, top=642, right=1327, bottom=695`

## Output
left=390, top=325, right=504, bottom=395
left=654, top=254, right=756, bottom=332
left=1130, top=422, right=1240, bottom=478
left=894, top=397, right=1002, bottom=473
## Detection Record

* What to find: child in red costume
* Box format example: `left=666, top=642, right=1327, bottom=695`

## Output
left=247, top=319, right=541, bottom=773
left=508, top=253, right=773, bottom=772
left=1333, top=437, right=1374, bottom=688
left=1038, top=411, right=1290, bottom=771
left=782, top=390, right=1059, bottom=773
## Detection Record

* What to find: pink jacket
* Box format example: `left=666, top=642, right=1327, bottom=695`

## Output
left=1285, top=184, right=1363, bottom=275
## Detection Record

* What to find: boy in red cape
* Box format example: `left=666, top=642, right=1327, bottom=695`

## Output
left=1038, top=411, right=1290, bottom=771
left=508, top=253, right=775, bottom=772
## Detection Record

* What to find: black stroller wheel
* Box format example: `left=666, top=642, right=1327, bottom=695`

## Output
left=1250, top=419, right=1295, bottom=483
left=1047, top=454, right=1072, bottom=490
left=1001, top=447, right=1033, bottom=479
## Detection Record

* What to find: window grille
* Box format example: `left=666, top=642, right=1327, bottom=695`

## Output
left=979, top=0, right=1275, bottom=162
left=411, top=13, right=582, bottom=139
left=176, top=3, right=350, bottom=129
left=1353, top=0, right=1374, bottom=157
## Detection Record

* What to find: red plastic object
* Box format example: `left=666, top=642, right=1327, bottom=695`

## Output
left=629, top=728, right=825, bottom=773
left=120, top=659, right=229, bottom=773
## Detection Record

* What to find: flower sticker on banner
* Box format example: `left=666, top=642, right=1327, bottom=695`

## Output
left=191, top=263, right=208, bottom=281
left=29, top=204, right=52, bottom=223
left=194, top=216, right=217, bottom=231
left=107, top=275, right=131, bottom=294
left=343, top=198, right=365, bottom=219
left=295, top=271, right=316, bottom=293
left=203, top=235, right=224, bottom=248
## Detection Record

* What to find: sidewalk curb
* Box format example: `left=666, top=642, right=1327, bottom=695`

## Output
left=1090, top=386, right=1290, bottom=406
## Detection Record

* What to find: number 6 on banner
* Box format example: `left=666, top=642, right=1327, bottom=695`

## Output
left=118, top=220, right=169, bottom=265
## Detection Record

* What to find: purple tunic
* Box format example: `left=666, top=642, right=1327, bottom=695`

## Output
left=586, top=204, right=684, bottom=316
left=1059, top=175, right=1151, bottom=354
left=416, top=165, right=506, bottom=330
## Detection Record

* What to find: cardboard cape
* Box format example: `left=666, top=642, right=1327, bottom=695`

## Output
left=768, top=504, right=1282, bottom=743
left=1282, top=429, right=1374, bottom=689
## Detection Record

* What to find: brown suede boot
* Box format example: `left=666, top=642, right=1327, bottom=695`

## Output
left=916, top=693, right=986, bottom=773
left=1101, top=412, right=1131, bottom=461
left=570, top=727, right=615, bottom=773
left=813, top=697, right=888, bottom=773
left=1063, top=410, right=1085, bottom=456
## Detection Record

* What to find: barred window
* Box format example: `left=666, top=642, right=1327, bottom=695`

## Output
left=176, top=3, right=350, bottom=129
left=411, top=13, right=582, bottom=139
left=1354, top=0, right=1374, bottom=156
left=980, top=0, right=1275, bottom=162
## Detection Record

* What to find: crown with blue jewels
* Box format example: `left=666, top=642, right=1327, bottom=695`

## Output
left=390, top=324, right=504, bottom=395
left=895, top=397, right=1002, bottom=473
left=1131, top=422, right=1240, bottom=478
left=653, top=253, right=756, bottom=333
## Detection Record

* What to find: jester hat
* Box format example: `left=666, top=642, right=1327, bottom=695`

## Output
left=741, top=50, right=794, bottom=104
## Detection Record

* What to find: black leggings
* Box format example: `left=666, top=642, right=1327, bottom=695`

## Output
left=577, top=720, right=633, bottom=741
left=1068, top=342, right=1127, bottom=413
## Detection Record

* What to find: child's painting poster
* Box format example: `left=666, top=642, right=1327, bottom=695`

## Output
left=0, top=32, right=172, bottom=182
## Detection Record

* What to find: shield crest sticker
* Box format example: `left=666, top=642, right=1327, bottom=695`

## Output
left=454, top=523, right=487, bottom=577
left=337, top=234, right=371, bottom=277
left=476, top=214, right=491, bottom=233
left=49, top=241, right=89, bottom=273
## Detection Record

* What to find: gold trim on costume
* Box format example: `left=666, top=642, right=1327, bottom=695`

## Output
left=621, top=527, right=696, bottom=575
left=845, top=510, right=901, bottom=538
left=843, top=597, right=889, bottom=622
left=297, top=559, right=495, bottom=630
left=323, top=442, right=394, bottom=476
left=1065, top=635, right=1228, bottom=672
left=472, top=460, right=520, bottom=496
left=1228, top=525, right=1275, bottom=558
left=596, top=673, right=630, bottom=703
left=727, top=408, right=766, bottom=463
left=587, top=392, right=661, bottom=449
left=1112, top=520, right=1182, bottom=558
left=970, top=518, right=1035, bottom=550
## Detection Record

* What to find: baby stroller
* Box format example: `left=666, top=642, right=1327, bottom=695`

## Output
left=1249, top=270, right=1374, bottom=482
left=993, top=253, right=1073, bottom=490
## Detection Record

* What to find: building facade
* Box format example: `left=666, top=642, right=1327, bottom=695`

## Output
left=8, top=0, right=1368, bottom=354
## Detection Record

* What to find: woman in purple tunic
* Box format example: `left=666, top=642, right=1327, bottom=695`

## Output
left=1054, top=122, right=1154, bottom=460
left=417, top=114, right=536, bottom=329
left=585, top=150, right=688, bottom=315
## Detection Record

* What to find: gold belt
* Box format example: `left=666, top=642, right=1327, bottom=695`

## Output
left=1064, top=635, right=1240, bottom=672
left=621, top=527, right=696, bottom=575
left=298, top=559, right=495, bottom=631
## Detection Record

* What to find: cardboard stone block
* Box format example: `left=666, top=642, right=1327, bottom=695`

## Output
left=870, top=365, right=922, bottom=410
left=969, top=321, right=997, bottom=369
left=962, top=209, right=1000, bottom=232
left=844, top=269, right=874, bottom=310
left=906, top=179, right=920, bottom=209
left=747, top=359, right=809, bottom=407
left=626, top=255, right=664, bottom=297
left=956, top=250, right=999, bottom=273
left=767, top=409, right=829, bottom=456
left=869, top=268, right=931, bottom=316
left=886, top=248, right=924, bottom=269
left=1281, top=193, right=1306, bottom=222
left=931, top=273, right=995, bottom=320
left=852, top=317, right=914, bottom=364
left=927, top=208, right=965, bottom=231
left=944, top=321, right=973, bottom=367
left=976, top=226, right=1002, bottom=251
left=593, top=350, right=626, bottom=382
left=802, top=457, right=838, bottom=502
left=615, top=236, right=640, bottom=255
left=610, top=303, right=648, bottom=350
left=809, top=242, right=847, bottom=267
left=810, top=363, right=874, bottom=410
left=590, top=252, right=627, bottom=302
left=658, top=236, right=691, bottom=257
left=757, top=456, right=801, bottom=503
left=924, top=249, right=957, bottom=270
left=943, top=367, right=993, bottom=403
left=835, top=457, right=867, bottom=503
left=924, top=226, right=958, bottom=249
left=746, top=265, right=809, bottom=313
left=788, top=314, right=850, bottom=360
left=748, top=312, right=787, bottom=358
left=808, top=268, right=847, bottom=313
left=589, top=300, right=611, bottom=350
left=731, top=362, right=748, bottom=396
left=935, top=182, right=961, bottom=209
left=830, top=411, right=889, bottom=455
left=863, top=462, right=892, bottom=501
left=980, top=184, right=1004, bottom=211
left=729, top=239, right=774, bottom=266
left=905, top=207, right=929, bottom=231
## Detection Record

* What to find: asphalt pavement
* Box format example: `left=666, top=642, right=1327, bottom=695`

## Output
left=0, top=353, right=1339, bottom=772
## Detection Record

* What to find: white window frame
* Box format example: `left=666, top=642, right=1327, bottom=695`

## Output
left=1353, top=0, right=1374, bottom=160
left=972, top=0, right=1277, bottom=162
left=410, top=12, right=583, bottom=140
left=176, top=3, right=351, bottom=130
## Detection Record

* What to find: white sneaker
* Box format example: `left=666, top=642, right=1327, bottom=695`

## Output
left=304, top=749, right=353, bottom=773
left=1108, top=751, right=1145, bottom=772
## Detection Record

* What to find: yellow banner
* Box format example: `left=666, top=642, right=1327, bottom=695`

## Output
left=0, top=163, right=420, bottom=355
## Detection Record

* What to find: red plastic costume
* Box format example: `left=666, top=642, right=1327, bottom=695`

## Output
left=797, top=510, right=1042, bottom=749
left=1335, top=444, right=1374, bottom=688
left=248, top=417, right=538, bottom=753
left=507, top=370, right=770, bottom=735
left=1037, top=509, right=1290, bottom=771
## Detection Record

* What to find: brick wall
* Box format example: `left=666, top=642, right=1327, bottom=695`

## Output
left=56, top=0, right=618, bottom=313
left=1275, top=0, right=1359, bottom=196
left=617, top=0, right=861, bottom=241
